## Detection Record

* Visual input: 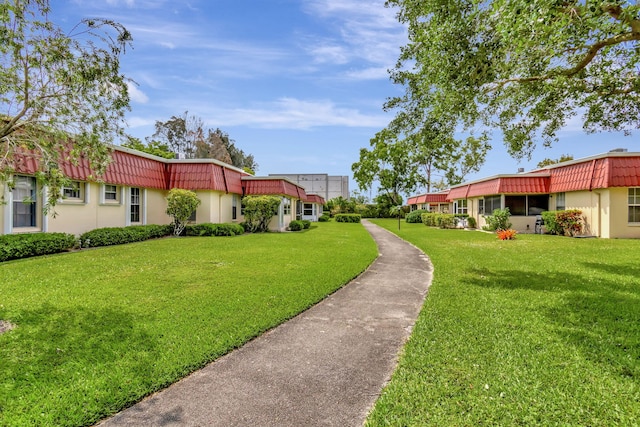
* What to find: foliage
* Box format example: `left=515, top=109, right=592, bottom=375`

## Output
left=0, top=232, right=76, bottom=262
left=497, top=228, right=517, bottom=240
left=374, top=192, right=404, bottom=218
left=405, top=209, right=428, bottom=223
left=185, top=223, right=244, bottom=237
left=121, top=136, right=175, bottom=159
left=79, top=224, right=172, bottom=248
left=242, top=195, right=281, bottom=232
left=556, top=210, right=584, bottom=236
left=355, top=204, right=381, bottom=218
left=466, top=216, right=477, bottom=229
left=0, top=221, right=377, bottom=426
left=326, top=196, right=356, bottom=216
left=335, top=214, right=362, bottom=223
left=541, top=211, right=562, bottom=235
left=318, top=213, right=330, bottom=222
left=483, top=208, right=512, bottom=231
left=148, top=112, right=257, bottom=171
left=421, top=213, right=456, bottom=229
left=166, top=188, right=201, bottom=237
left=386, top=0, right=640, bottom=160
left=288, top=220, right=304, bottom=231
left=541, top=210, right=584, bottom=236
left=369, top=220, right=640, bottom=426
left=301, top=220, right=311, bottom=230
left=537, top=154, right=574, bottom=168
left=1, top=0, right=133, bottom=211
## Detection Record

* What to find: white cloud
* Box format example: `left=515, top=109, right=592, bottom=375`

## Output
left=204, top=98, right=389, bottom=129
left=126, top=81, right=149, bottom=103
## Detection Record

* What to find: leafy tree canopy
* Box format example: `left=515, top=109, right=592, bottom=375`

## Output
left=1, top=0, right=132, bottom=210
left=166, top=188, right=201, bottom=236
left=536, top=154, right=574, bottom=168
left=148, top=111, right=258, bottom=172
left=122, top=136, right=174, bottom=159
left=386, top=0, right=640, bottom=159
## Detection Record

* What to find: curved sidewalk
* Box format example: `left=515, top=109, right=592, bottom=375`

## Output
left=98, top=220, right=433, bottom=427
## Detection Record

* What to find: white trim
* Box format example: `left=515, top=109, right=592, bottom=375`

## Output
left=142, top=188, right=147, bottom=225
left=3, top=182, right=12, bottom=234
left=42, top=186, right=48, bottom=232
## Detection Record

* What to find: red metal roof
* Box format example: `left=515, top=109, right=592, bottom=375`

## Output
left=447, top=186, right=469, bottom=200
left=223, top=168, right=244, bottom=194
left=103, top=150, right=168, bottom=189
left=306, top=194, right=325, bottom=204
left=407, top=192, right=449, bottom=205
left=167, top=163, right=227, bottom=191
left=242, top=178, right=305, bottom=199
left=406, top=196, right=418, bottom=205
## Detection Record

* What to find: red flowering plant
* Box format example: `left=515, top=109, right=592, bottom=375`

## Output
left=497, top=229, right=517, bottom=240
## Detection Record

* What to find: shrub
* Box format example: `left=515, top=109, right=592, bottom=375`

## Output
left=80, top=224, right=172, bottom=248
left=497, top=229, right=517, bottom=240
left=541, top=211, right=562, bottom=235
left=466, top=216, right=477, bottom=228
left=318, top=213, right=330, bottom=222
left=483, top=208, right=512, bottom=231
left=355, top=204, right=380, bottom=218
left=556, top=210, right=583, bottom=236
left=166, top=189, right=201, bottom=236
left=301, top=220, right=311, bottom=229
left=335, top=213, right=361, bottom=223
left=421, top=213, right=436, bottom=227
left=0, top=233, right=77, bottom=262
left=435, top=214, right=456, bottom=229
left=288, top=220, right=304, bottom=231
left=406, top=209, right=428, bottom=223
left=242, top=195, right=281, bottom=233
left=185, top=223, right=244, bottom=237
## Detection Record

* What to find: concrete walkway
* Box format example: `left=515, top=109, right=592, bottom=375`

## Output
left=98, top=220, right=433, bottom=427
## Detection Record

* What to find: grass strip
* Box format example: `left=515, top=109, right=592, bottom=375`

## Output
left=367, top=220, right=639, bottom=426
left=0, top=222, right=377, bottom=426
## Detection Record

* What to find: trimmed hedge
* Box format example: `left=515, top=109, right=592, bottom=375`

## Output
left=421, top=213, right=456, bottom=229
left=335, top=214, right=362, bottom=223
left=542, top=210, right=583, bottom=236
left=302, top=220, right=311, bottom=229
left=0, top=233, right=77, bottom=262
left=318, top=214, right=330, bottom=222
left=80, top=224, right=172, bottom=248
left=288, top=220, right=304, bottom=231
left=405, top=209, right=428, bottom=223
left=185, top=223, right=244, bottom=237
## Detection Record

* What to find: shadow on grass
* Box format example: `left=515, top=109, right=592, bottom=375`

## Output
left=0, top=303, right=162, bottom=425
left=464, top=267, right=640, bottom=381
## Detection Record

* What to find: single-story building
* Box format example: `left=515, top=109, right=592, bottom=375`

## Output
left=406, top=150, right=640, bottom=238
left=1, top=145, right=316, bottom=236
left=406, top=191, right=451, bottom=213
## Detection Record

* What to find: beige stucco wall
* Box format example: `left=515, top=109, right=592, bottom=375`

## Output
left=194, top=191, right=240, bottom=224
left=565, top=190, right=600, bottom=237
left=605, top=187, right=640, bottom=239
left=146, top=189, right=171, bottom=225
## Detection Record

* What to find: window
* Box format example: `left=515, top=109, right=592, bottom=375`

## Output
left=505, top=195, right=549, bottom=216
left=629, top=188, right=640, bottom=223
left=478, top=198, right=485, bottom=215
left=304, top=203, right=314, bottom=216
left=484, top=195, right=501, bottom=215
left=62, top=181, right=82, bottom=200
left=505, top=196, right=526, bottom=216
left=232, top=195, right=238, bottom=220
left=455, top=199, right=468, bottom=215
left=103, top=185, right=120, bottom=203
left=188, top=209, right=196, bottom=222
left=282, top=197, right=291, bottom=215
left=130, top=188, right=141, bottom=223
left=556, top=192, right=566, bottom=211
left=12, top=176, right=36, bottom=227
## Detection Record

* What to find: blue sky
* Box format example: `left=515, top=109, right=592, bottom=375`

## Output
left=51, top=0, right=637, bottom=198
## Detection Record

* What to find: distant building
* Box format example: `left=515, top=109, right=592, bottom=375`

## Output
left=268, top=174, right=349, bottom=201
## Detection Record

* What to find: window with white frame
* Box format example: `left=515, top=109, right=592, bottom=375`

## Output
left=282, top=197, right=291, bottom=215
left=62, top=181, right=84, bottom=201
left=12, top=175, right=37, bottom=227
left=232, top=195, right=238, bottom=220
left=130, top=188, right=141, bottom=223
left=478, top=198, right=485, bottom=215
left=304, top=203, right=314, bottom=216
left=455, top=199, right=468, bottom=215
left=103, top=184, right=120, bottom=204
left=628, top=188, right=640, bottom=223
left=484, top=195, right=501, bottom=215
left=556, top=192, right=566, bottom=211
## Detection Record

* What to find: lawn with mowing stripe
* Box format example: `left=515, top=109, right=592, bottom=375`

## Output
left=367, top=220, right=639, bottom=426
left=0, top=222, right=377, bottom=427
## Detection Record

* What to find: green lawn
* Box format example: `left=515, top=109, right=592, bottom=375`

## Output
left=0, top=222, right=377, bottom=427
left=366, top=220, right=640, bottom=426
